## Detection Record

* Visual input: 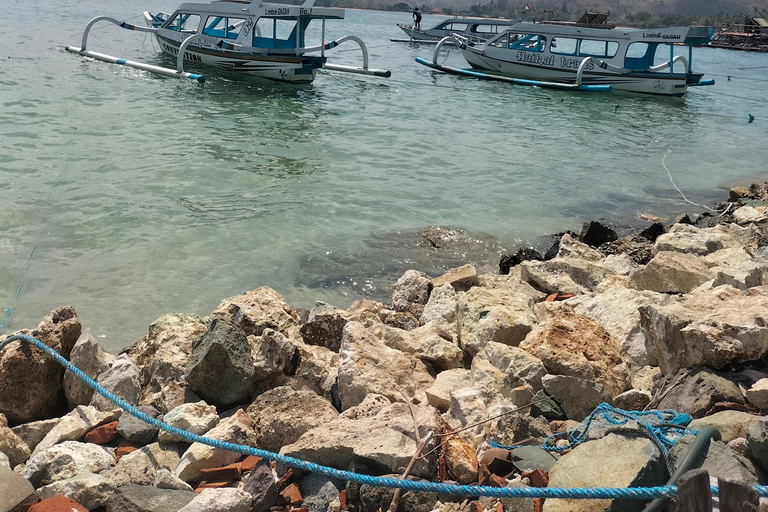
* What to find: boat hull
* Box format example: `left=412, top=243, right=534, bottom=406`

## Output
left=460, top=47, right=690, bottom=96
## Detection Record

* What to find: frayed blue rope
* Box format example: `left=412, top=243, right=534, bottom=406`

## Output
left=3, top=333, right=768, bottom=500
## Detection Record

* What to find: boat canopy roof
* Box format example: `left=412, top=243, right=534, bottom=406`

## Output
left=506, top=22, right=692, bottom=44
left=176, top=0, right=345, bottom=19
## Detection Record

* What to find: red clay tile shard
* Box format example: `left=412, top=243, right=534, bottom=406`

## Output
left=544, top=293, right=558, bottom=302
left=194, top=480, right=232, bottom=493
left=84, top=420, right=119, bottom=444
left=199, top=463, right=243, bottom=481
left=521, top=469, right=549, bottom=488
left=28, top=495, right=88, bottom=512
left=279, top=483, right=303, bottom=506
left=339, top=489, right=348, bottom=511
left=240, top=455, right=262, bottom=472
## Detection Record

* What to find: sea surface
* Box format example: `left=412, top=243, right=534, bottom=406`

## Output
left=1, top=0, right=767, bottom=353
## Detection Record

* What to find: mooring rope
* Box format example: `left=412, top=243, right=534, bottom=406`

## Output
left=2, top=332, right=768, bottom=500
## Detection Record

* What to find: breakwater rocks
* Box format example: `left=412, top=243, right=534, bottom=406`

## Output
left=4, top=185, right=768, bottom=512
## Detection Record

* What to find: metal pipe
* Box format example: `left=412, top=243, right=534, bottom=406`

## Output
left=64, top=47, right=205, bottom=82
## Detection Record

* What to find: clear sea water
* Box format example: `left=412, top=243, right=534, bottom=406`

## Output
left=1, top=0, right=767, bottom=353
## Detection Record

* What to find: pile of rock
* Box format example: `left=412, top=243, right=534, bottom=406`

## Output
left=3, top=185, right=768, bottom=512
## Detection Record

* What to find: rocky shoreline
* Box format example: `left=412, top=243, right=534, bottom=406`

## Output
left=2, top=184, right=768, bottom=512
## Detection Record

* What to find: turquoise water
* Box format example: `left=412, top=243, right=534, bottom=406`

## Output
left=2, top=0, right=768, bottom=352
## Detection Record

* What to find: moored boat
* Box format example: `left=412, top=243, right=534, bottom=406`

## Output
left=393, top=16, right=517, bottom=44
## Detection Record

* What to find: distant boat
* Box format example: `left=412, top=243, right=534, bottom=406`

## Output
left=392, top=16, right=518, bottom=44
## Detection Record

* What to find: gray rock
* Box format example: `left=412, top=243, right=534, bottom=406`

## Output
left=509, top=445, right=558, bottom=472
left=37, top=472, right=116, bottom=510
left=155, top=467, right=194, bottom=491
left=107, top=484, right=197, bottom=512
left=118, top=405, right=162, bottom=444
left=300, top=473, right=345, bottom=512
left=103, top=441, right=184, bottom=487
left=392, top=270, right=432, bottom=320
left=655, top=368, right=743, bottom=419
left=746, top=418, right=768, bottom=473
left=0, top=467, right=35, bottom=512
left=10, top=417, right=59, bottom=453
left=541, top=375, right=613, bottom=422
left=64, top=329, right=115, bottom=408
left=22, top=440, right=114, bottom=487
left=211, top=286, right=300, bottom=337
left=359, top=476, right=438, bottom=512
left=669, top=435, right=758, bottom=484
left=0, top=423, right=31, bottom=467
left=529, top=390, right=566, bottom=421
left=186, top=318, right=256, bottom=407
left=178, top=488, right=253, bottom=512
left=241, top=457, right=278, bottom=512
left=159, top=401, right=219, bottom=443
left=90, top=353, right=142, bottom=413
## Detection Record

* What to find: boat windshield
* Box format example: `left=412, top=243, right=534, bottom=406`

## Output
left=436, top=22, right=469, bottom=32
left=164, top=13, right=201, bottom=33
left=203, top=16, right=247, bottom=39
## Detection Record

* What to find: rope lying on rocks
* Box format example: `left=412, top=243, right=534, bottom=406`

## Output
left=3, top=333, right=768, bottom=500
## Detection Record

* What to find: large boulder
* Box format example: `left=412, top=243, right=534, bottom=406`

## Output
left=211, top=287, right=300, bottom=336
left=32, top=405, right=117, bottom=456
left=425, top=369, right=472, bottom=412
left=126, top=313, right=207, bottom=415
left=64, top=329, right=115, bottom=408
left=293, top=341, right=339, bottom=401
left=654, top=368, right=743, bottom=419
left=688, top=410, right=762, bottom=444
left=102, top=441, right=184, bottom=487
left=392, top=270, right=432, bottom=320
left=371, top=321, right=463, bottom=372
left=668, top=436, right=758, bottom=484
left=640, top=285, right=768, bottom=373
left=652, top=224, right=728, bottom=256
left=245, top=386, right=338, bottom=452
left=456, top=287, right=538, bottom=357
left=280, top=402, right=442, bottom=479
left=106, top=484, right=197, bottom=512
left=541, top=375, right=612, bottom=422
left=337, top=321, right=435, bottom=411
left=89, top=353, right=142, bottom=413
left=22, top=440, right=114, bottom=487
left=628, top=251, right=713, bottom=294
left=186, top=318, right=255, bottom=408
left=520, top=258, right=611, bottom=296
left=419, top=284, right=459, bottom=334
left=37, top=472, right=116, bottom=510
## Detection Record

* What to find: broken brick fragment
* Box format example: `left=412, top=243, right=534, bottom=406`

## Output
left=339, top=489, right=348, bottom=511
left=84, top=420, right=118, bottom=444
left=521, top=469, right=549, bottom=488
left=28, top=495, right=88, bottom=512
left=279, top=483, right=303, bottom=507
left=194, top=480, right=232, bottom=493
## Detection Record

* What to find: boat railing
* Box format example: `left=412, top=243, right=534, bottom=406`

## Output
left=647, top=55, right=689, bottom=74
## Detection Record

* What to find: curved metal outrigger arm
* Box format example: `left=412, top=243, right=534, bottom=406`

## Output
left=79, top=16, right=156, bottom=51
left=648, top=55, right=689, bottom=74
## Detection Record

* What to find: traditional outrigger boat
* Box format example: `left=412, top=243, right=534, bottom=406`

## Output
left=65, top=0, right=390, bottom=85
left=417, top=14, right=715, bottom=95
left=392, top=16, right=517, bottom=44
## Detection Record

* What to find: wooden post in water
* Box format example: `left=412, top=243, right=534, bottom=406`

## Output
left=718, top=477, right=759, bottom=512
left=677, top=469, right=712, bottom=512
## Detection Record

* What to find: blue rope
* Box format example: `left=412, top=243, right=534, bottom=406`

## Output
left=3, top=333, right=768, bottom=500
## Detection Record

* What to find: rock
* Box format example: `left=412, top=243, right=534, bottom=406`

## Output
left=106, top=484, right=197, bottom=512
left=117, top=405, right=162, bottom=445
left=543, top=434, right=666, bottom=512
left=520, top=258, right=610, bottom=296
left=126, top=313, right=207, bottom=415
left=32, top=405, right=117, bottom=456
left=493, top=345, right=548, bottom=395
left=746, top=418, right=768, bottom=472
left=499, top=248, right=543, bottom=275
left=628, top=251, right=713, bottom=294
left=245, top=386, right=338, bottom=452
left=0, top=423, right=30, bottom=467
left=37, top=472, right=116, bottom=510
left=299, top=474, right=344, bottom=512
left=359, top=476, right=438, bottom=512
left=374, top=321, right=464, bottom=372
left=178, top=488, right=253, bottom=512
left=186, top=318, right=256, bottom=408
left=653, top=224, right=727, bottom=256
left=443, top=436, right=478, bottom=484
left=64, top=329, right=115, bottom=408
left=337, top=321, right=435, bottom=411
left=640, top=286, right=768, bottom=374
left=300, top=309, right=347, bottom=352
left=425, top=369, right=472, bottom=412
left=22, top=440, right=115, bottom=487
left=211, top=287, right=300, bottom=337
left=340, top=394, right=392, bottom=420
left=655, top=368, right=744, bottom=419
left=556, top=234, right=604, bottom=261
left=734, top=206, right=768, bottom=225
left=0, top=451, right=8, bottom=470
left=293, top=341, right=339, bottom=402
left=747, top=379, right=768, bottom=410
left=102, top=441, right=184, bottom=487
left=541, top=375, right=613, bottom=422
left=519, top=313, right=629, bottom=397
left=432, top=264, right=479, bottom=292
left=599, top=235, right=655, bottom=265
left=669, top=435, right=758, bottom=484
left=579, top=221, right=618, bottom=248
left=456, top=287, right=538, bottom=357
left=11, top=418, right=59, bottom=453
left=731, top=186, right=752, bottom=202
left=509, top=446, right=558, bottom=473
left=392, top=270, right=432, bottom=319
left=280, top=402, right=442, bottom=479
left=0, top=467, right=36, bottom=512
left=175, top=410, right=258, bottom=483
left=688, top=410, right=762, bottom=444
left=419, top=284, right=459, bottom=334
left=155, top=467, right=194, bottom=491
left=159, top=401, right=219, bottom=443
left=613, top=389, right=652, bottom=411
left=89, top=353, right=142, bottom=413
left=251, top=328, right=299, bottom=389
left=529, top=390, right=566, bottom=421
left=241, top=457, right=278, bottom=512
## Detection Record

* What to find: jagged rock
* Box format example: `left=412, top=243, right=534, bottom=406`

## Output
left=0, top=423, right=30, bottom=466
left=11, top=418, right=59, bottom=453
left=509, top=446, right=558, bottom=472
left=456, top=287, right=537, bottom=357
left=392, top=270, right=432, bottom=320
left=669, top=435, right=758, bottom=484
left=37, top=472, right=116, bottom=510
left=340, top=394, right=392, bottom=420
left=293, top=341, right=339, bottom=401
left=703, top=246, right=763, bottom=290
left=251, top=328, right=299, bottom=389
left=443, top=436, right=478, bottom=484
left=444, top=388, right=525, bottom=449
left=529, top=389, right=566, bottom=421
left=102, top=441, right=184, bottom=487
left=0, top=451, right=8, bottom=470
left=734, top=206, right=768, bottom=225
left=126, top=313, right=207, bottom=415
left=613, top=389, right=652, bottom=411
left=599, top=235, right=655, bottom=265
left=245, top=386, right=338, bottom=452
left=90, top=353, right=142, bottom=413
left=359, top=476, right=438, bottom=512
left=337, top=321, right=435, bottom=411
left=178, top=488, right=253, bottom=512
left=106, top=484, right=197, bottom=512
left=640, top=286, right=768, bottom=373
left=299, top=474, right=344, bottom=512
left=688, top=410, right=762, bottom=444
left=155, top=467, right=194, bottom=491
left=64, top=329, right=115, bottom=408
left=520, top=257, right=610, bottom=296
left=211, top=286, right=300, bottom=337
left=519, top=313, right=630, bottom=397
left=499, top=248, right=544, bottom=275
left=731, top=186, right=753, bottom=202
left=579, top=221, right=618, bottom=248
left=372, top=321, right=463, bottom=372
left=32, top=405, right=117, bottom=456
left=425, top=369, right=472, bottom=412
left=558, top=233, right=604, bottom=261
left=432, top=264, right=479, bottom=292
left=241, top=457, right=278, bottom=512
left=0, top=467, right=35, bottom=512
left=543, top=434, right=666, bottom=512
left=280, top=402, right=442, bottom=479
left=175, top=410, right=258, bottom=482
left=486, top=344, right=547, bottom=395
left=746, top=418, right=768, bottom=472
left=628, top=251, right=713, bottom=294
left=186, top=318, right=256, bottom=408
left=29, top=306, right=82, bottom=358
left=541, top=375, right=613, bottom=422
left=652, top=224, right=727, bottom=256
left=117, top=405, right=162, bottom=445
left=655, top=368, right=744, bottom=419
left=300, top=309, right=347, bottom=352
left=746, top=379, right=768, bottom=409
left=159, top=401, right=219, bottom=443
left=22, top=440, right=114, bottom=487
left=419, top=283, right=459, bottom=334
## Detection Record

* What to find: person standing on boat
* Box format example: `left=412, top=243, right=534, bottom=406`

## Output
left=412, top=7, right=422, bottom=30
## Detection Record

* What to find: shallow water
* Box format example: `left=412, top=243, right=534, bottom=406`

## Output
left=1, top=1, right=768, bottom=352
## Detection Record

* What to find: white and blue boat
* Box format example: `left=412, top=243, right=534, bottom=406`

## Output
left=393, top=16, right=517, bottom=44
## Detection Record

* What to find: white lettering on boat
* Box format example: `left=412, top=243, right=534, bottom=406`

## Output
left=161, top=42, right=203, bottom=62
left=559, top=56, right=593, bottom=70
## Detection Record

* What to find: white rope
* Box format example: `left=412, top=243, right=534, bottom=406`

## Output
left=662, top=150, right=717, bottom=213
